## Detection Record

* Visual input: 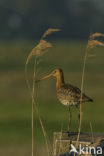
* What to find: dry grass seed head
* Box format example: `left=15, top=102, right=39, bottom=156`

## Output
left=87, top=40, right=104, bottom=50
left=26, top=28, right=60, bottom=65
left=26, top=40, right=52, bottom=65
left=90, top=33, right=104, bottom=40
left=41, top=28, right=60, bottom=40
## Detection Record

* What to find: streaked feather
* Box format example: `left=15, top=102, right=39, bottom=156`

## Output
left=57, top=83, right=93, bottom=106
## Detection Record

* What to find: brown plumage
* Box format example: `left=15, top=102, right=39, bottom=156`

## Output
left=38, top=68, right=93, bottom=107
left=37, top=68, right=93, bottom=129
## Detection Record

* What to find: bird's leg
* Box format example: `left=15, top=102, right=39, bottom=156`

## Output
left=78, top=113, right=80, bottom=128
left=68, top=107, right=72, bottom=132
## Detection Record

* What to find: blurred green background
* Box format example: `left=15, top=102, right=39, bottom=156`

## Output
left=0, top=0, right=104, bottom=155
left=0, top=41, right=104, bottom=156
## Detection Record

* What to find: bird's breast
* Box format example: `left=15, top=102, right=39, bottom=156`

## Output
left=57, top=88, right=78, bottom=106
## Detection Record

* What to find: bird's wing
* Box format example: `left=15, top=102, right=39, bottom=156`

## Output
left=61, top=84, right=81, bottom=95
left=60, top=84, right=91, bottom=102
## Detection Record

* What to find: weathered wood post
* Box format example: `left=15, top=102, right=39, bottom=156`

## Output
left=53, top=132, right=104, bottom=156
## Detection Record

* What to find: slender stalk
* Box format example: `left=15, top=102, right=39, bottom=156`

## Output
left=34, top=101, right=51, bottom=156
left=33, top=57, right=51, bottom=156
left=76, top=47, right=88, bottom=148
left=32, top=57, right=37, bottom=156
left=32, top=96, right=34, bottom=156
left=90, top=122, right=94, bottom=143
left=25, top=58, right=51, bottom=156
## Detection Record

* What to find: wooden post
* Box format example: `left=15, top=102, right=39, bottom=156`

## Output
left=53, top=132, right=104, bottom=156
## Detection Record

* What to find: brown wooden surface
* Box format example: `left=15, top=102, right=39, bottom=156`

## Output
left=54, top=132, right=104, bottom=142
left=53, top=132, right=104, bottom=156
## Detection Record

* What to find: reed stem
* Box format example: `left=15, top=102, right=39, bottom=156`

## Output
left=76, top=47, right=88, bottom=149
left=32, top=57, right=37, bottom=156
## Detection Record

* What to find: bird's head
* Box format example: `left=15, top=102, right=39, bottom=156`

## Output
left=36, top=68, right=63, bottom=82
left=51, top=68, right=63, bottom=77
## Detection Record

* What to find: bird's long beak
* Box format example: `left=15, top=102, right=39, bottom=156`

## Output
left=36, top=73, right=52, bottom=83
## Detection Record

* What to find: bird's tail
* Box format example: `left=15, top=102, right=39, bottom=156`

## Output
left=88, top=97, right=93, bottom=102
left=83, top=94, right=93, bottom=102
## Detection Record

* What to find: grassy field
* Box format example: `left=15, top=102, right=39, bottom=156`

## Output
left=0, top=40, right=104, bottom=156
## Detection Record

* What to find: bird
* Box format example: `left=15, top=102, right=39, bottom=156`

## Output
left=36, top=68, right=93, bottom=130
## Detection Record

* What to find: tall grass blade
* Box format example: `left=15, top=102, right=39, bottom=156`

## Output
left=25, top=28, right=60, bottom=156
left=76, top=33, right=104, bottom=150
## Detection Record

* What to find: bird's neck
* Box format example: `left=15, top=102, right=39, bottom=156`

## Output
left=56, top=73, right=64, bottom=90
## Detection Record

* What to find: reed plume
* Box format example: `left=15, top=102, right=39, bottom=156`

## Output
left=41, top=28, right=60, bottom=40
left=25, top=28, right=60, bottom=156
left=76, top=32, right=104, bottom=151
left=90, top=32, right=104, bottom=40
left=26, top=40, right=52, bottom=65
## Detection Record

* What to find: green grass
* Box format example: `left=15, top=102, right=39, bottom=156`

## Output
left=0, top=40, right=104, bottom=155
